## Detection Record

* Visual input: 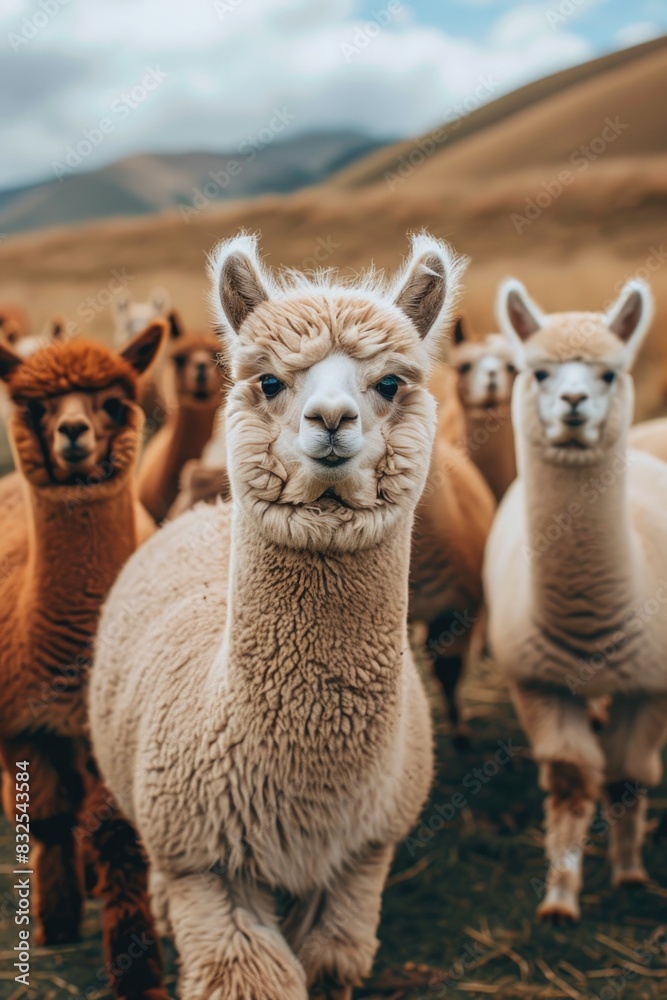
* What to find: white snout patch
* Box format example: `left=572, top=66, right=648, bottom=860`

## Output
left=298, top=355, right=364, bottom=464
left=534, top=361, right=616, bottom=447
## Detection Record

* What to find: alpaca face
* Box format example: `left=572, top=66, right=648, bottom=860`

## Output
left=452, top=330, right=516, bottom=410
left=167, top=317, right=226, bottom=408
left=29, top=384, right=133, bottom=481
left=210, top=233, right=466, bottom=550
left=496, top=278, right=653, bottom=465
left=112, top=288, right=169, bottom=347
left=0, top=321, right=165, bottom=491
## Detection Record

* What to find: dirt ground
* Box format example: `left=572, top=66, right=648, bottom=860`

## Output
left=0, top=655, right=665, bottom=1000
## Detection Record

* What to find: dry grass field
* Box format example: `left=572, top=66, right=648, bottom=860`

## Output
left=1, top=656, right=666, bottom=1000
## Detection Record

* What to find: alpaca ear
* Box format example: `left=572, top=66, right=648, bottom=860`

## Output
left=150, top=287, right=170, bottom=315
left=113, top=289, right=131, bottom=316
left=606, top=280, right=653, bottom=363
left=210, top=233, right=271, bottom=335
left=50, top=316, right=65, bottom=340
left=168, top=310, right=184, bottom=340
left=394, top=235, right=465, bottom=346
left=453, top=317, right=467, bottom=345
left=0, top=341, right=24, bottom=381
left=496, top=279, right=544, bottom=362
left=121, top=320, right=166, bottom=375
left=1, top=320, right=21, bottom=346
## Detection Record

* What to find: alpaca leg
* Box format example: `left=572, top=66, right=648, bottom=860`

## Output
left=83, top=781, right=168, bottom=1000
left=539, top=760, right=597, bottom=923
left=296, top=844, right=394, bottom=998
left=165, top=871, right=307, bottom=1000
left=510, top=684, right=604, bottom=924
left=605, top=781, right=649, bottom=887
left=426, top=615, right=469, bottom=745
left=2, top=734, right=85, bottom=944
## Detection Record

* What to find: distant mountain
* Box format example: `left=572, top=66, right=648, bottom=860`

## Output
left=0, top=131, right=389, bottom=234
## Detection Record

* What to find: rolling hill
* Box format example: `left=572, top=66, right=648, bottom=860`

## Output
left=0, top=131, right=387, bottom=235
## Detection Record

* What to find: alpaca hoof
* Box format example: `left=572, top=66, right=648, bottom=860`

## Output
left=537, top=887, right=580, bottom=925
left=612, top=865, right=649, bottom=888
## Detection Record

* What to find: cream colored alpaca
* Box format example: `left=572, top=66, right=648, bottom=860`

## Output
left=484, top=277, right=667, bottom=923
left=450, top=317, right=517, bottom=501
left=90, top=232, right=465, bottom=999
left=629, top=417, right=667, bottom=462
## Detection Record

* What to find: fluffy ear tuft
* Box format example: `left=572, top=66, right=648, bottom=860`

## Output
left=606, top=280, right=653, bottom=361
left=121, top=320, right=166, bottom=375
left=393, top=233, right=467, bottom=350
left=0, top=341, right=24, bottom=382
left=453, top=316, right=467, bottom=345
left=496, top=279, right=544, bottom=356
left=209, top=232, right=272, bottom=336
left=168, top=310, right=184, bottom=340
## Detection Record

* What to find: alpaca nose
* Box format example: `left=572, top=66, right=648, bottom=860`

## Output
left=304, top=395, right=359, bottom=433
left=58, top=419, right=90, bottom=444
left=561, top=391, right=588, bottom=409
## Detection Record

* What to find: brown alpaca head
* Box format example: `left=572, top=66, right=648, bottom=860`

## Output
left=167, top=311, right=227, bottom=409
left=451, top=317, right=517, bottom=412
left=0, top=322, right=165, bottom=491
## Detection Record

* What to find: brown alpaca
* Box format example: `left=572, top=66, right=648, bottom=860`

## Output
left=0, top=325, right=168, bottom=999
left=0, top=304, right=29, bottom=342
left=410, top=380, right=496, bottom=744
left=139, top=314, right=228, bottom=523
left=450, top=316, right=518, bottom=502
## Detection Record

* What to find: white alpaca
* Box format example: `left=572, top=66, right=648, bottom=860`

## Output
left=90, top=232, right=465, bottom=999
left=450, top=317, right=517, bottom=501
left=484, top=278, right=667, bottom=923
left=111, top=286, right=170, bottom=348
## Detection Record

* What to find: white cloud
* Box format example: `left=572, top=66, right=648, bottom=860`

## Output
left=616, top=21, right=661, bottom=46
left=0, top=0, right=594, bottom=189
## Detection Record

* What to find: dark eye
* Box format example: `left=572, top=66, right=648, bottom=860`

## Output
left=260, top=374, right=285, bottom=398
left=602, top=370, right=616, bottom=384
left=102, top=397, right=126, bottom=423
left=507, top=363, right=516, bottom=373
left=173, top=355, right=186, bottom=370
left=458, top=363, right=472, bottom=375
left=27, top=400, right=46, bottom=425
left=534, top=370, right=549, bottom=383
left=375, top=375, right=401, bottom=400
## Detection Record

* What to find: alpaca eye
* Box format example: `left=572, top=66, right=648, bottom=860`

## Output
left=458, top=363, right=472, bottom=375
left=173, top=355, right=187, bottom=370
left=507, top=363, right=516, bottom=373
left=376, top=375, right=401, bottom=400
left=602, top=371, right=616, bottom=384
left=260, top=374, right=285, bottom=398
left=102, top=397, right=126, bottom=423
left=534, top=370, right=549, bottom=383
left=27, top=401, right=46, bottom=424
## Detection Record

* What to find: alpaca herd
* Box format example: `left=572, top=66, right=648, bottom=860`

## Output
left=0, top=231, right=666, bottom=998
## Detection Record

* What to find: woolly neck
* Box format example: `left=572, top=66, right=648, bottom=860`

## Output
left=522, top=434, right=637, bottom=649
left=221, top=504, right=412, bottom=765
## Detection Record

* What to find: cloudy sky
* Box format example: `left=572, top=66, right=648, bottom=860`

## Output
left=1, top=0, right=665, bottom=190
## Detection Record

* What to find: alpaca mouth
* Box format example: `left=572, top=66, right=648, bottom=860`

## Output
left=563, top=415, right=586, bottom=428
left=192, top=389, right=211, bottom=402
left=314, top=455, right=350, bottom=468
left=59, top=445, right=91, bottom=465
